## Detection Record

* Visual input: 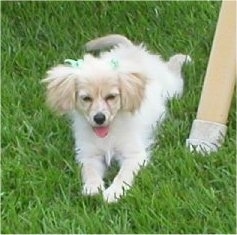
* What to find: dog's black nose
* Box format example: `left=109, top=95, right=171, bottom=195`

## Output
left=93, top=112, right=106, bottom=125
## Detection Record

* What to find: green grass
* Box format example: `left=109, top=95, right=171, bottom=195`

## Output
left=1, top=1, right=236, bottom=234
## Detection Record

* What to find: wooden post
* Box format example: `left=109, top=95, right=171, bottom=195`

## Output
left=186, top=0, right=236, bottom=154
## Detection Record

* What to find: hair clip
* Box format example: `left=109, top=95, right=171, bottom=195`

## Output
left=64, top=59, right=84, bottom=68
left=64, top=58, right=119, bottom=70
left=110, top=59, right=119, bottom=70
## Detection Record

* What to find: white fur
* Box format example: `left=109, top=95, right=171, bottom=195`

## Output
left=73, top=45, right=189, bottom=202
left=43, top=35, right=190, bottom=203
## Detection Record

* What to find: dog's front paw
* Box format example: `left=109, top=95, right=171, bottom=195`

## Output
left=82, top=180, right=104, bottom=196
left=103, top=183, right=129, bottom=203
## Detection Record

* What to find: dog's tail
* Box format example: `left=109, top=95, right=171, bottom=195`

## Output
left=85, top=34, right=133, bottom=51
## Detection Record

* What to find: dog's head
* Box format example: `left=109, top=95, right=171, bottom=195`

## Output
left=42, top=56, right=146, bottom=138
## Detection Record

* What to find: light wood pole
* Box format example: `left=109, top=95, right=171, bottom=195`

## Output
left=186, top=0, right=236, bottom=154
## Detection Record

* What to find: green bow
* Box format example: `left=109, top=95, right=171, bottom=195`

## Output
left=64, top=59, right=84, bottom=68
left=64, top=58, right=119, bottom=70
left=110, top=59, right=119, bottom=70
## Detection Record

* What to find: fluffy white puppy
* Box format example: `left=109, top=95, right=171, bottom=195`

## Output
left=42, top=34, right=190, bottom=203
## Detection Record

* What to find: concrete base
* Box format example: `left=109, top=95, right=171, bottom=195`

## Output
left=186, top=119, right=227, bottom=155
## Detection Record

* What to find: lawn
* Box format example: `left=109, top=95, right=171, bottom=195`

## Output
left=1, top=1, right=236, bottom=234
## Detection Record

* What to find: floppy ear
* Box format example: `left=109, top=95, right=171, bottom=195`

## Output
left=119, top=73, right=146, bottom=113
left=42, top=65, right=78, bottom=114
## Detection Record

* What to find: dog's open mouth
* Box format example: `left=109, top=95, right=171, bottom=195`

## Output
left=93, top=126, right=109, bottom=138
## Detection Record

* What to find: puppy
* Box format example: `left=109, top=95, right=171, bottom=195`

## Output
left=42, top=34, right=190, bottom=203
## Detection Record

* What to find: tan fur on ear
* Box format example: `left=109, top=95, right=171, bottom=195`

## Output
left=42, top=65, right=78, bottom=114
left=119, top=73, right=146, bottom=112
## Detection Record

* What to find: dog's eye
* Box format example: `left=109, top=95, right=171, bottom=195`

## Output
left=81, top=96, right=93, bottom=102
left=105, top=94, right=117, bottom=101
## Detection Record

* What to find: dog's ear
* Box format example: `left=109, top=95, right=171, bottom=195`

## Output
left=119, top=73, right=146, bottom=113
left=42, top=65, right=79, bottom=114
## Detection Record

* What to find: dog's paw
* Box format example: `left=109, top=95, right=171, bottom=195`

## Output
left=103, top=185, right=123, bottom=203
left=103, top=183, right=130, bottom=203
left=82, top=180, right=104, bottom=196
left=167, top=54, right=192, bottom=75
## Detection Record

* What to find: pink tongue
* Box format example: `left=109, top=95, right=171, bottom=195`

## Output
left=93, top=126, right=109, bottom=138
